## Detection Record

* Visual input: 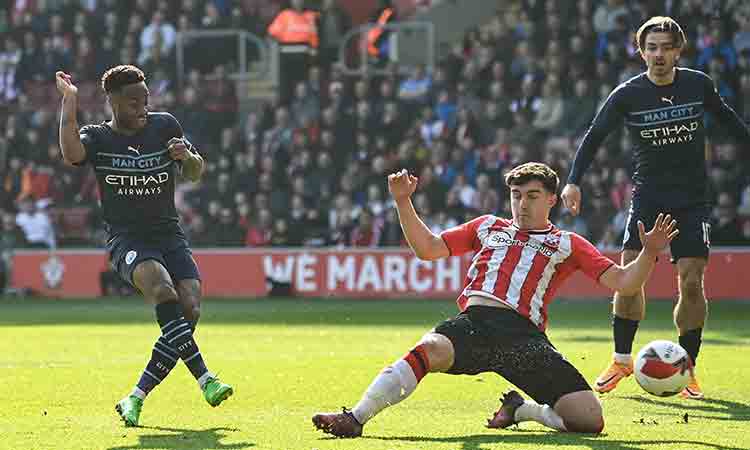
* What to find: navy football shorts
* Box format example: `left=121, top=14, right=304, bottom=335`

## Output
left=622, top=196, right=710, bottom=263
left=107, top=233, right=201, bottom=288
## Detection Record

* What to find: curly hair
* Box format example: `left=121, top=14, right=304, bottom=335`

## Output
left=101, top=65, right=146, bottom=94
left=504, top=162, right=559, bottom=194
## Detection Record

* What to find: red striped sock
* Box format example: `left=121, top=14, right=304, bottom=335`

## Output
left=402, top=344, right=430, bottom=382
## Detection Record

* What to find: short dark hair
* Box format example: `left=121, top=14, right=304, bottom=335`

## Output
left=504, top=162, right=559, bottom=194
left=101, top=65, right=146, bottom=94
left=636, top=16, right=686, bottom=52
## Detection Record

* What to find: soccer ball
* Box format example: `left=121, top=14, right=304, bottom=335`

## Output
left=634, top=340, right=693, bottom=397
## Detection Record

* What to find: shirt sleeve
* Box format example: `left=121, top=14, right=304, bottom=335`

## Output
left=570, top=233, right=616, bottom=281
left=702, top=71, right=750, bottom=142
left=440, top=215, right=491, bottom=256
left=567, top=85, right=627, bottom=185
left=77, top=125, right=98, bottom=166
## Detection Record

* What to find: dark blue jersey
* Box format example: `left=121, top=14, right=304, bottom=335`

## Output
left=79, top=112, right=188, bottom=237
left=568, top=68, right=750, bottom=206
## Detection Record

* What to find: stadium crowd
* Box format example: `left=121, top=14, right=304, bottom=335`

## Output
left=1, top=0, right=750, bottom=259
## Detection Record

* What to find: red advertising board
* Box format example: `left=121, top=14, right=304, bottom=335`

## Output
left=10, top=248, right=749, bottom=300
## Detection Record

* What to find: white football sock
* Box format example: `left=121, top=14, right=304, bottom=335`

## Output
left=614, top=352, right=633, bottom=365
left=130, top=387, right=146, bottom=400
left=514, top=401, right=567, bottom=431
left=197, top=371, right=215, bottom=389
left=351, top=359, right=419, bottom=424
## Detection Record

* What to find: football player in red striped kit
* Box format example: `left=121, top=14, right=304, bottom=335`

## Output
left=312, top=162, right=678, bottom=436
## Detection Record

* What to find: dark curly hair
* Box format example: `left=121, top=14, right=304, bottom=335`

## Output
left=101, top=65, right=146, bottom=94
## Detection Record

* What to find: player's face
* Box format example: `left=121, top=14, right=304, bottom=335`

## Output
left=641, top=32, right=681, bottom=76
left=111, top=81, right=149, bottom=131
left=509, top=180, right=556, bottom=229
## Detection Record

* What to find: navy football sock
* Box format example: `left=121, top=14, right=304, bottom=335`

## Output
left=156, top=301, right=209, bottom=381
left=679, top=328, right=702, bottom=366
left=613, top=315, right=639, bottom=355
left=136, top=335, right=179, bottom=395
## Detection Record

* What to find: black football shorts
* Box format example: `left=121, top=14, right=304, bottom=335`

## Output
left=433, top=305, right=591, bottom=406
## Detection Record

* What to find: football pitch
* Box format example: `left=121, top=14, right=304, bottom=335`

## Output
left=2, top=297, right=749, bottom=450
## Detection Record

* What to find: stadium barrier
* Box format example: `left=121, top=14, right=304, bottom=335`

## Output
left=10, top=248, right=749, bottom=299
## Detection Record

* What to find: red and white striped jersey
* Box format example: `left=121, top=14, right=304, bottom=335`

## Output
left=440, top=215, right=615, bottom=331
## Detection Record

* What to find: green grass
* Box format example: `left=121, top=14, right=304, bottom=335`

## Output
left=1, top=297, right=749, bottom=450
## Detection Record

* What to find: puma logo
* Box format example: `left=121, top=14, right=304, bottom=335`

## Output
left=127, top=145, right=141, bottom=156
left=661, top=96, right=674, bottom=106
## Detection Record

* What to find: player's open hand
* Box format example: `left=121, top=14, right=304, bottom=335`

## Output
left=167, top=137, right=190, bottom=161
left=388, top=169, right=418, bottom=202
left=561, top=184, right=582, bottom=216
left=55, top=71, right=77, bottom=96
left=638, top=213, right=679, bottom=257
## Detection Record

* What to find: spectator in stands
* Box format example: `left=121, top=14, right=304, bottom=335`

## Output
left=139, top=11, right=176, bottom=65
left=593, top=0, right=629, bottom=35
left=0, top=37, right=21, bottom=103
left=350, top=207, right=382, bottom=247
left=398, top=65, right=431, bottom=105
left=475, top=173, right=501, bottom=214
left=735, top=12, right=750, bottom=54
left=245, top=208, right=273, bottom=247
left=532, top=78, right=564, bottom=137
left=697, top=20, right=738, bottom=71
left=15, top=199, right=56, bottom=249
left=270, top=217, right=291, bottom=246
left=317, top=0, right=351, bottom=69
left=290, top=81, right=320, bottom=128
left=558, top=78, right=597, bottom=139
left=267, top=0, right=318, bottom=103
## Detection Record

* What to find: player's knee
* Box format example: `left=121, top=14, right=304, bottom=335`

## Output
left=564, top=406, right=604, bottom=433
left=678, top=274, right=704, bottom=303
left=557, top=392, right=603, bottom=433
left=185, top=304, right=201, bottom=323
left=151, top=282, right=179, bottom=304
left=419, top=333, right=453, bottom=372
left=572, top=415, right=605, bottom=434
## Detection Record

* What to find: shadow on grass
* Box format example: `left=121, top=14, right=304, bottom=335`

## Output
left=358, top=430, right=744, bottom=450
left=622, top=395, right=750, bottom=423
left=107, top=426, right=253, bottom=450
left=562, top=336, right=742, bottom=346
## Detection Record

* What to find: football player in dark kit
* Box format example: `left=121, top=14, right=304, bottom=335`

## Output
left=561, top=17, right=750, bottom=400
left=56, top=65, right=233, bottom=426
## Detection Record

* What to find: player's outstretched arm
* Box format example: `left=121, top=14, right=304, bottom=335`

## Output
left=388, top=169, right=449, bottom=260
left=55, top=71, right=86, bottom=165
left=599, top=213, right=679, bottom=295
left=168, top=137, right=204, bottom=182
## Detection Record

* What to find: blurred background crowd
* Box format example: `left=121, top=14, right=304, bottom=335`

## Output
left=1, top=0, right=750, bottom=270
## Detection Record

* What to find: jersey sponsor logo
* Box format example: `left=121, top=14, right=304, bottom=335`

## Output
left=486, top=230, right=556, bottom=257
left=661, top=96, right=674, bottom=106
left=640, top=121, right=699, bottom=147
left=125, top=250, right=137, bottom=265
left=127, top=145, right=141, bottom=156
left=105, top=171, right=170, bottom=196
